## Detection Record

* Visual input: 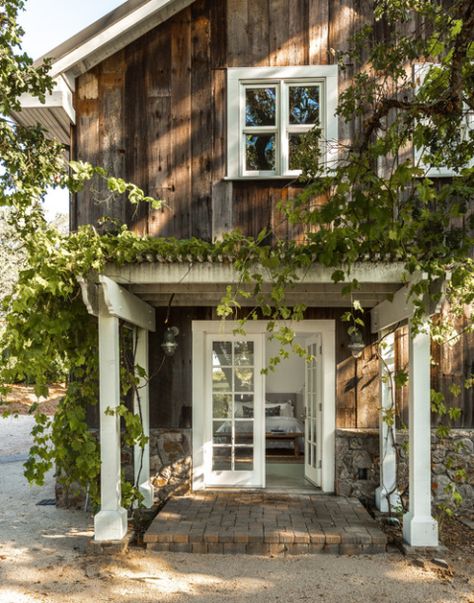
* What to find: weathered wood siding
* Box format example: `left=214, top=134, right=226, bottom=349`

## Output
left=72, top=0, right=373, bottom=238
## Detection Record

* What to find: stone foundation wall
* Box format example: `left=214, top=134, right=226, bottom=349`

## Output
left=148, top=428, right=192, bottom=503
left=335, top=428, right=474, bottom=513
left=56, top=428, right=192, bottom=509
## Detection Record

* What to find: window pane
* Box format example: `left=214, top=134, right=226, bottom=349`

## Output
left=212, top=367, right=232, bottom=391
left=213, top=394, right=232, bottom=419
left=235, top=450, right=253, bottom=471
left=288, top=133, right=304, bottom=170
left=234, top=341, right=254, bottom=366
left=246, top=134, right=275, bottom=171
left=234, top=394, right=254, bottom=417
left=235, top=367, right=254, bottom=391
left=213, top=447, right=231, bottom=471
left=289, top=86, right=320, bottom=125
left=245, top=87, right=276, bottom=126
left=212, top=341, right=232, bottom=366
left=213, top=420, right=231, bottom=445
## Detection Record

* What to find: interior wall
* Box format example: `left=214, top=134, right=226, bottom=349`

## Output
left=265, top=335, right=306, bottom=419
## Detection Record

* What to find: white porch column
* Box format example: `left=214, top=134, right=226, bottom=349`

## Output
left=94, top=314, right=128, bottom=541
left=134, top=327, right=154, bottom=508
left=402, top=320, right=438, bottom=547
left=375, top=331, right=400, bottom=512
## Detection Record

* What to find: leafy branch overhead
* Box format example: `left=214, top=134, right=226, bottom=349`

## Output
left=0, top=0, right=472, bottom=508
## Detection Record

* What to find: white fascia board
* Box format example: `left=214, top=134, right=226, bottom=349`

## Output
left=49, top=0, right=193, bottom=79
left=99, top=276, right=156, bottom=332
left=104, top=261, right=405, bottom=286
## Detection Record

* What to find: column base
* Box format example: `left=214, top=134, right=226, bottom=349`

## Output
left=375, top=486, right=401, bottom=513
left=94, top=507, right=128, bottom=542
left=402, top=512, right=438, bottom=547
left=139, top=481, right=155, bottom=509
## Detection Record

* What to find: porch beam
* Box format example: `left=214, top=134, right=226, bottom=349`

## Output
left=370, top=284, right=414, bottom=333
left=375, top=330, right=400, bottom=513
left=94, top=313, right=128, bottom=541
left=105, top=261, right=405, bottom=286
left=99, top=275, right=156, bottom=332
left=134, top=328, right=154, bottom=508
left=402, top=320, right=438, bottom=547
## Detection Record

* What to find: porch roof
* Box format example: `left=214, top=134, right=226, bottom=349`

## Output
left=102, top=261, right=405, bottom=308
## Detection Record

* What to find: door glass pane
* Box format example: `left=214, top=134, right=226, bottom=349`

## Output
left=212, top=367, right=232, bottom=391
left=289, top=85, right=320, bottom=124
left=234, top=394, right=254, bottom=417
left=235, top=450, right=254, bottom=471
left=235, top=367, right=254, bottom=391
left=213, top=420, right=231, bottom=445
left=245, top=87, right=276, bottom=126
left=213, top=394, right=232, bottom=419
left=245, top=134, right=276, bottom=171
left=235, top=341, right=254, bottom=365
left=213, top=447, right=232, bottom=471
left=211, top=340, right=257, bottom=474
left=213, top=341, right=232, bottom=365
left=235, top=424, right=254, bottom=446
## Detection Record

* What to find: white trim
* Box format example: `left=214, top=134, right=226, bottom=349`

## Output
left=227, top=66, right=338, bottom=179
left=99, top=275, right=156, bottom=332
left=192, top=320, right=336, bottom=493
left=413, top=63, right=474, bottom=177
left=48, top=0, right=195, bottom=79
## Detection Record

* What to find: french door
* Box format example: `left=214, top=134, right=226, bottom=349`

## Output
left=304, top=335, right=323, bottom=486
left=204, top=335, right=265, bottom=487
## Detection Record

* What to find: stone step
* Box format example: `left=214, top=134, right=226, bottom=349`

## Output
left=144, top=492, right=387, bottom=556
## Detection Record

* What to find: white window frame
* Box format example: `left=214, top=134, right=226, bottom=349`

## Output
left=227, top=66, right=339, bottom=179
left=413, top=63, right=474, bottom=177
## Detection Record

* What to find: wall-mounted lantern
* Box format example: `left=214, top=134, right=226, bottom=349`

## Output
left=348, top=329, right=365, bottom=359
left=161, top=326, right=179, bottom=357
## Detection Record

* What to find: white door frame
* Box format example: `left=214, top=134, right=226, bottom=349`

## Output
left=304, top=334, right=323, bottom=487
left=192, top=320, right=336, bottom=493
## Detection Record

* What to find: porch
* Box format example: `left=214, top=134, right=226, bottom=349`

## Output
left=144, top=491, right=387, bottom=555
left=79, top=260, right=444, bottom=549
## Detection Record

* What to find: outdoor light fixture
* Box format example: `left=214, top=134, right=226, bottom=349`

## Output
left=348, top=330, right=365, bottom=359
left=161, top=326, right=179, bottom=357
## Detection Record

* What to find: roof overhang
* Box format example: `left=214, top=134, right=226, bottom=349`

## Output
left=101, top=261, right=405, bottom=308
left=11, top=76, right=75, bottom=146
left=38, top=0, right=196, bottom=81
left=13, top=0, right=195, bottom=143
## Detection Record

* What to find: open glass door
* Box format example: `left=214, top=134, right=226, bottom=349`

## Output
left=205, top=335, right=264, bottom=487
left=304, top=335, right=323, bottom=486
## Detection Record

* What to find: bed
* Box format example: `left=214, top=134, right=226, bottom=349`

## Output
left=215, top=394, right=305, bottom=455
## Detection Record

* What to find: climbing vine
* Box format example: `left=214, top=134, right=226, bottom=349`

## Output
left=0, top=0, right=473, bottom=513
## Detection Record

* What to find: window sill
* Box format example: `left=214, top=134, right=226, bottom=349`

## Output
left=224, top=176, right=303, bottom=181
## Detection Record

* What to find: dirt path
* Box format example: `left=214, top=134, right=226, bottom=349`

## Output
left=0, top=416, right=473, bottom=603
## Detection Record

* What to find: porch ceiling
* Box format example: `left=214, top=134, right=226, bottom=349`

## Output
left=103, top=261, right=404, bottom=308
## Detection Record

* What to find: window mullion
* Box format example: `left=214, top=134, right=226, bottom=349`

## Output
left=280, top=82, right=288, bottom=176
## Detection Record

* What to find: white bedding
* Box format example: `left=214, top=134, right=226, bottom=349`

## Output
left=216, top=416, right=304, bottom=434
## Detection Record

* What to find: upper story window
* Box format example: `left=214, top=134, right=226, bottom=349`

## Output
left=227, top=66, right=338, bottom=179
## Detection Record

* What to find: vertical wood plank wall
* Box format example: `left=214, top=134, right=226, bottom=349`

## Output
left=72, top=0, right=473, bottom=430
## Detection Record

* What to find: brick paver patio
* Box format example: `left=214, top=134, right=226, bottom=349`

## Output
left=144, top=492, right=387, bottom=555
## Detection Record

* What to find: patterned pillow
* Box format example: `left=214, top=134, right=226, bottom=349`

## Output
left=242, top=405, right=254, bottom=418
left=265, top=405, right=280, bottom=417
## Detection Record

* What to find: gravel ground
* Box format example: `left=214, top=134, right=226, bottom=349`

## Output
left=0, top=416, right=473, bottom=603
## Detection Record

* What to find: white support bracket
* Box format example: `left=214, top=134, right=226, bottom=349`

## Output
left=99, top=275, right=156, bottom=332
